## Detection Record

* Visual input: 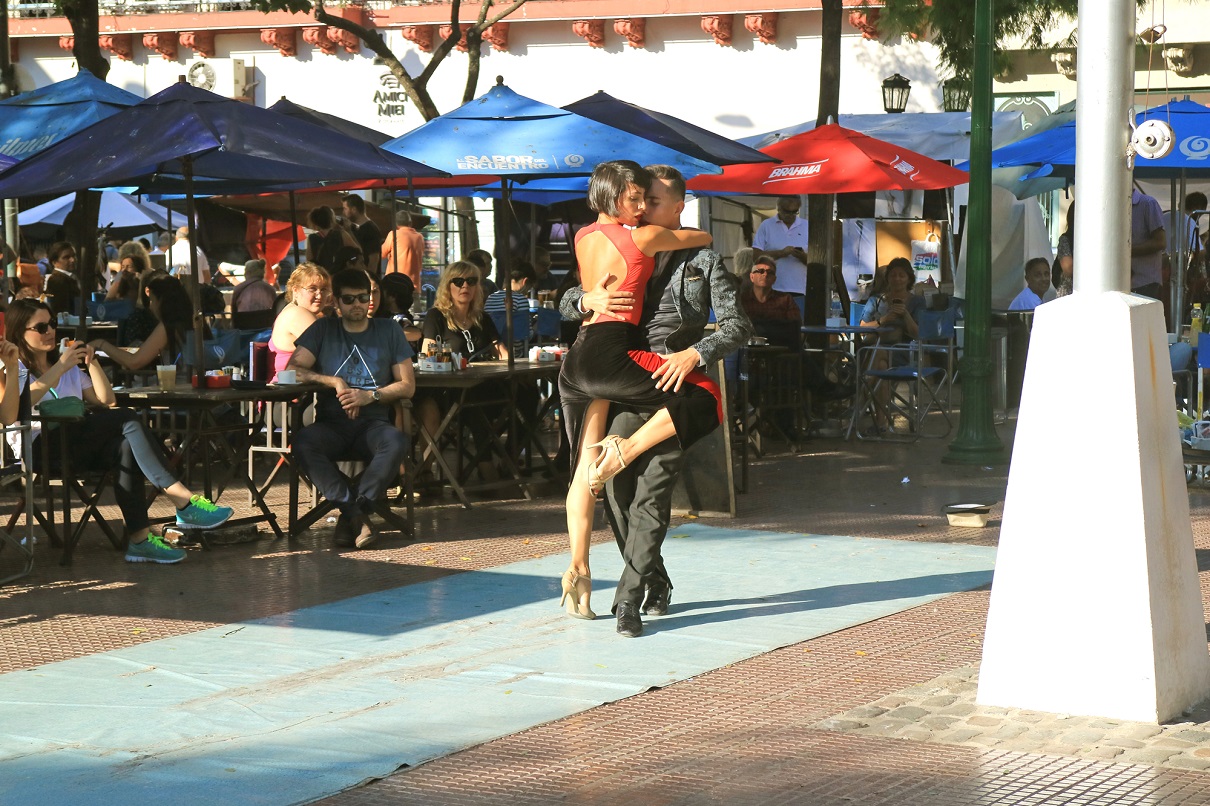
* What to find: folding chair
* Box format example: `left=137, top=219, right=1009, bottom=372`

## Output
left=0, top=424, right=35, bottom=585
left=856, top=341, right=952, bottom=441
left=738, top=345, right=807, bottom=454
left=8, top=412, right=125, bottom=565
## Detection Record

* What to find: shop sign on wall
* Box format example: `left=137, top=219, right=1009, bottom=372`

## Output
left=375, top=74, right=407, bottom=118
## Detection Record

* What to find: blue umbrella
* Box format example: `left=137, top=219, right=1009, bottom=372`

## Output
left=383, top=79, right=726, bottom=360
left=973, top=99, right=1210, bottom=180
left=562, top=91, right=775, bottom=167
left=382, top=79, right=723, bottom=179
left=0, top=69, right=140, bottom=162
left=19, top=190, right=171, bottom=237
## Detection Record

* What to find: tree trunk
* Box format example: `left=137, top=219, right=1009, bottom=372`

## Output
left=60, top=0, right=109, bottom=80
left=807, top=0, right=843, bottom=312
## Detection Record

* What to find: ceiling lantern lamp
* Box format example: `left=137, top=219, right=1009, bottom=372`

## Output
left=942, top=77, right=972, bottom=112
left=882, top=73, right=912, bottom=113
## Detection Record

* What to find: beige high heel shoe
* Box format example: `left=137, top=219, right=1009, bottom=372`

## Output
left=586, top=435, right=627, bottom=497
left=560, top=569, right=596, bottom=620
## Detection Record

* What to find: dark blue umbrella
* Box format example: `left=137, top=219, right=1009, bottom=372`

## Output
left=563, top=90, right=776, bottom=167
left=267, top=97, right=392, bottom=146
left=0, top=80, right=446, bottom=199
left=382, top=79, right=724, bottom=179
left=0, top=69, right=140, bottom=162
left=0, top=79, right=446, bottom=375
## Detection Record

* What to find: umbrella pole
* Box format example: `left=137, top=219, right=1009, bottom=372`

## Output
left=184, top=157, right=205, bottom=385
left=1175, top=174, right=1187, bottom=334
left=289, top=191, right=300, bottom=268
left=501, top=178, right=514, bottom=371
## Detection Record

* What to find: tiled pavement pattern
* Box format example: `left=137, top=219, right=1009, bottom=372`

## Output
left=8, top=425, right=1210, bottom=803
left=821, top=664, right=1210, bottom=771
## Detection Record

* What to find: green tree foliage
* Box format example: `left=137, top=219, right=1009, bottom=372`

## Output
left=871, top=0, right=1107, bottom=80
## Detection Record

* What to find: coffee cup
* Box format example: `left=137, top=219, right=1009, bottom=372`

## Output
left=277, top=369, right=297, bottom=385
left=156, top=364, right=177, bottom=390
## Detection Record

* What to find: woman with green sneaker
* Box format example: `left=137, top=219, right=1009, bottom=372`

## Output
left=2, top=299, right=234, bottom=564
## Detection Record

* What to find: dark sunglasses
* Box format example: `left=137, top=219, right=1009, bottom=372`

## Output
left=450, top=276, right=480, bottom=288
left=750, top=268, right=775, bottom=275
left=339, top=293, right=372, bottom=305
left=26, top=322, right=55, bottom=334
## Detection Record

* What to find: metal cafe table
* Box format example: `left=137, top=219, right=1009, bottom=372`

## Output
left=113, top=381, right=324, bottom=541
left=413, top=360, right=561, bottom=508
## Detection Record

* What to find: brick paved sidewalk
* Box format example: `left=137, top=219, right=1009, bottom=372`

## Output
left=7, top=427, right=1210, bottom=804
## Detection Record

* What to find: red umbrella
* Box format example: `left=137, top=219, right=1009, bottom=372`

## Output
left=687, top=123, right=970, bottom=194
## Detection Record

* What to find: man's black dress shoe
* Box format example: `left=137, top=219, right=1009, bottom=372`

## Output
left=616, top=601, right=643, bottom=638
left=333, top=509, right=359, bottom=548
left=643, top=584, right=670, bottom=616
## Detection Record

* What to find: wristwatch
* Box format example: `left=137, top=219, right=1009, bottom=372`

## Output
left=371, top=389, right=381, bottom=403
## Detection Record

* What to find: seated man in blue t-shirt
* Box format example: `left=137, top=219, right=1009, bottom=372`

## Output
left=287, top=269, right=416, bottom=550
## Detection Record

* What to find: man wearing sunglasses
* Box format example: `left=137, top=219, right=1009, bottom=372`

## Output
left=287, top=269, right=416, bottom=550
left=560, top=165, right=752, bottom=637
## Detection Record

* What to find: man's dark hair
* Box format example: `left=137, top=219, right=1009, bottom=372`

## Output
left=1187, top=192, right=1208, bottom=212
left=331, top=268, right=372, bottom=297
left=1024, top=256, right=1050, bottom=274
left=308, top=205, right=335, bottom=230
left=343, top=194, right=366, bottom=214
left=465, top=249, right=493, bottom=270
left=49, top=241, right=75, bottom=263
left=645, top=164, right=686, bottom=200
left=587, top=160, right=651, bottom=216
left=509, top=260, right=536, bottom=284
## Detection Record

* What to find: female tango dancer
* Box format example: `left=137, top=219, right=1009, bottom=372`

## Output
left=557, top=160, right=723, bottom=619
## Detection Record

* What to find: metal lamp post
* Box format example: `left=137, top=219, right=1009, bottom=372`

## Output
left=944, top=0, right=1006, bottom=465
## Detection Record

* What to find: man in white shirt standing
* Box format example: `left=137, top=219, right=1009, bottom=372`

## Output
left=752, top=195, right=810, bottom=301
left=168, top=226, right=211, bottom=284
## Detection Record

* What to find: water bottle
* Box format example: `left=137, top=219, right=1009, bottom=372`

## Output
left=1191, top=304, right=1203, bottom=344
left=830, top=292, right=843, bottom=324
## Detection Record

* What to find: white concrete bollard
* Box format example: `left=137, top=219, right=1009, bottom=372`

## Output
left=978, top=291, right=1210, bottom=723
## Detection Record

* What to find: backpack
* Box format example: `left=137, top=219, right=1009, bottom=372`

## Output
left=199, top=283, right=226, bottom=315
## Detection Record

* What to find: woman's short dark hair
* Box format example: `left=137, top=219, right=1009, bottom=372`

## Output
left=377, top=273, right=415, bottom=318
left=587, top=160, right=651, bottom=216
left=887, top=257, right=916, bottom=290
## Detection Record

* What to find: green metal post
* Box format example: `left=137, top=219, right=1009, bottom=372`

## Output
left=944, top=0, right=1007, bottom=465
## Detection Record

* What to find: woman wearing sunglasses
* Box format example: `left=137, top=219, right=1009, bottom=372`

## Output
left=2, top=299, right=234, bottom=564
left=416, top=261, right=510, bottom=486
left=268, top=262, right=330, bottom=382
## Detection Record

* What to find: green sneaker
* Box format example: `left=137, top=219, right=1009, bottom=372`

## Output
left=176, top=495, right=234, bottom=530
left=126, top=534, right=186, bottom=564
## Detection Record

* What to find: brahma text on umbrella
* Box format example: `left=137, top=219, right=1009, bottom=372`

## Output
left=765, top=160, right=826, bottom=183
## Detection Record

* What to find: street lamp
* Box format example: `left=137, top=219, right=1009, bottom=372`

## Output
left=881, top=73, right=911, bottom=113
left=942, top=77, right=972, bottom=112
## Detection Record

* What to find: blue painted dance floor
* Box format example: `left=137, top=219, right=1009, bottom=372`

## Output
left=0, top=525, right=996, bottom=805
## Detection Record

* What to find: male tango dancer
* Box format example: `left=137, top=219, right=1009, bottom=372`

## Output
left=561, top=164, right=752, bottom=637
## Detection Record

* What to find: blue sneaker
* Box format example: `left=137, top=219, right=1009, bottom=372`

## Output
left=126, top=534, right=186, bottom=564
left=176, top=495, right=234, bottom=530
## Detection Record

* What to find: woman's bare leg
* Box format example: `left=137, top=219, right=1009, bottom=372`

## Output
left=566, top=398, right=610, bottom=576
